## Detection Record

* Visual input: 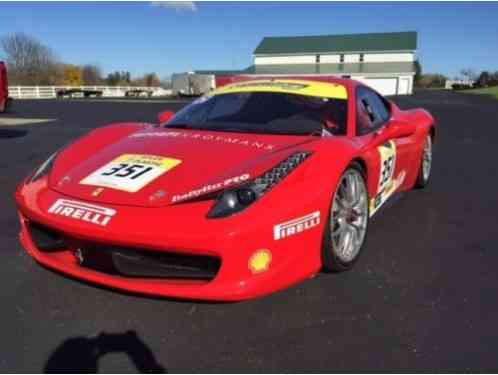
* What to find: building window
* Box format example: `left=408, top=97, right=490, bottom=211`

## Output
left=340, top=54, right=344, bottom=63
left=360, top=53, right=364, bottom=62
left=316, top=55, right=320, bottom=63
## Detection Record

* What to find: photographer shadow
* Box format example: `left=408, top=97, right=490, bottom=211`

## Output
left=44, top=330, right=167, bottom=373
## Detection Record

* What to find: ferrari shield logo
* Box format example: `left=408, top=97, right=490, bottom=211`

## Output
left=92, top=187, right=105, bottom=197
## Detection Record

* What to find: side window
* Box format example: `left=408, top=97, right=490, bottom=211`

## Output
left=356, top=86, right=390, bottom=135
left=367, top=90, right=391, bottom=123
left=356, top=87, right=376, bottom=135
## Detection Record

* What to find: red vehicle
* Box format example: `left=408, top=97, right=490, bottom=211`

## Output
left=15, top=78, right=435, bottom=301
left=0, top=61, right=11, bottom=113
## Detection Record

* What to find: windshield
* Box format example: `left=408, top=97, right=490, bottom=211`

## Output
left=167, top=92, right=348, bottom=136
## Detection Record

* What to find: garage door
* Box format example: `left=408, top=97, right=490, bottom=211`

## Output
left=398, top=77, right=410, bottom=95
left=362, top=78, right=398, bottom=96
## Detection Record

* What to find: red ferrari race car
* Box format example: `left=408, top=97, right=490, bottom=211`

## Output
left=15, top=78, right=435, bottom=301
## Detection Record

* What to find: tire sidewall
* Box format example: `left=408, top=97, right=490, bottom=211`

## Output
left=322, top=162, right=369, bottom=272
left=415, top=133, right=432, bottom=189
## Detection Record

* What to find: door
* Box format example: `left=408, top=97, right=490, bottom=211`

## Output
left=398, top=77, right=410, bottom=95
left=355, top=86, right=414, bottom=215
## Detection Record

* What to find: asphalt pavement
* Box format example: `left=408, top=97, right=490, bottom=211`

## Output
left=1, top=91, right=498, bottom=372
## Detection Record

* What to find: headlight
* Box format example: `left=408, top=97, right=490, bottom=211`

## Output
left=29, top=151, right=59, bottom=183
left=207, top=151, right=311, bottom=218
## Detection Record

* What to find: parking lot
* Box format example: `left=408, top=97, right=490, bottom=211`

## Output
left=1, top=90, right=498, bottom=372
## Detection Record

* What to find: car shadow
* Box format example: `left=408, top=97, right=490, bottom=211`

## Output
left=43, top=330, right=167, bottom=373
left=0, top=128, right=28, bottom=139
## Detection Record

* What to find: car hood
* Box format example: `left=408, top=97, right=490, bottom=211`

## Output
left=50, top=127, right=316, bottom=207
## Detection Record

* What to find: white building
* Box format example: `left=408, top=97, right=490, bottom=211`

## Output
left=251, top=31, right=417, bottom=96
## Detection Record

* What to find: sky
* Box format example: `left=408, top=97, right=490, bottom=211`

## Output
left=0, top=1, right=497, bottom=79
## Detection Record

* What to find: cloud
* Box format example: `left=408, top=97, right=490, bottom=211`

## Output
left=151, top=1, right=197, bottom=12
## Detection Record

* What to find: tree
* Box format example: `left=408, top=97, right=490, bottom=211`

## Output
left=105, top=71, right=131, bottom=86
left=63, top=65, right=82, bottom=86
left=144, top=73, right=161, bottom=87
left=489, top=71, right=498, bottom=86
left=475, top=71, right=490, bottom=88
left=1, top=32, right=61, bottom=85
left=131, top=73, right=162, bottom=87
left=460, top=68, right=477, bottom=82
left=81, top=65, right=103, bottom=85
left=414, top=59, right=422, bottom=84
left=106, top=71, right=119, bottom=86
left=417, top=74, right=447, bottom=88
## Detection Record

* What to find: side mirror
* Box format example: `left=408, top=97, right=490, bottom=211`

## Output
left=157, top=110, right=175, bottom=124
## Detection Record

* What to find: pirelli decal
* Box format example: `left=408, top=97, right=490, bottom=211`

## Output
left=274, top=211, right=321, bottom=240
left=48, top=199, right=116, bottom=227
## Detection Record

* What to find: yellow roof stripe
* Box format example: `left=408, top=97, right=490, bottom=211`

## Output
left=210, top=79, right=348, bottom=100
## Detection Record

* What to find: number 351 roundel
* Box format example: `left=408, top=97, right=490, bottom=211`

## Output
left=80, top=154, right=182, bottom=192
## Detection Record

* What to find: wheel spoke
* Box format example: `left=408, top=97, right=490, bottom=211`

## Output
left=422, top=136, right=432, bottom=180
left=334, top=196, right=346, bottom=210
left=346, top=225, right=356, bottom=251
left=332, top=223, right=346, bottom=250
left=332, top=222, right=345, bottom=238
left=349, top=222, right=364, bottom=243
left=346, top=173, right=356, bottom=205
left=338, top=181, right=349, bottom=206
left=353, top=190, right=366, bottom=211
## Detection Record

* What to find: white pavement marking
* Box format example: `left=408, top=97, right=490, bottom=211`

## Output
left=0, top=118, right=56, bottom=126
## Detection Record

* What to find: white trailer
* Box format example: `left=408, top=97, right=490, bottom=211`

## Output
left=172, top=72, right=215, bottom=97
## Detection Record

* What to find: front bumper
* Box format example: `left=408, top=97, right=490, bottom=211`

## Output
left=16, top=181, right=323, bottom=301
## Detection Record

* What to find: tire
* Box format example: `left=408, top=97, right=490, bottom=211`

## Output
left=414, top=133, right=433, bottom=189
left=0, top=98, right=5, bottom=113
left=322, top=162, right=369, bottom=272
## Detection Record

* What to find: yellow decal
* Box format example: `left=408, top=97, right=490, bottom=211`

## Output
left=80, top=154, right=181, bottom=193
left=370, top=141, right=399, bottom=216
left=211, top=79, right=348, bottom=100
left=248, top=249, right=272, bottom=274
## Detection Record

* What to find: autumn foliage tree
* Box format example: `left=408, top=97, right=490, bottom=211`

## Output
left=131, top=73, right=161, bottom=87
left=144, top=73, right=161, bottom=87
left=62, top=65, right=82, bottom=86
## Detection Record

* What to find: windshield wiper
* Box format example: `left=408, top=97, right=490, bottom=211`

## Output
left=203, top=126, right=257, bottom=133
left=166, top=124, right=199, bottom=130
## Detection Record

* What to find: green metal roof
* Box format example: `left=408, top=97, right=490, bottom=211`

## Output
left=254, top=31, right=417, bottom=55
left=194, top=68, right=252, bottom=75
left=248, top=62, right=415, bottom=75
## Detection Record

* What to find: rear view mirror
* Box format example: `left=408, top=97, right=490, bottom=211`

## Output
left=157, top=110, right=175, bottom=124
